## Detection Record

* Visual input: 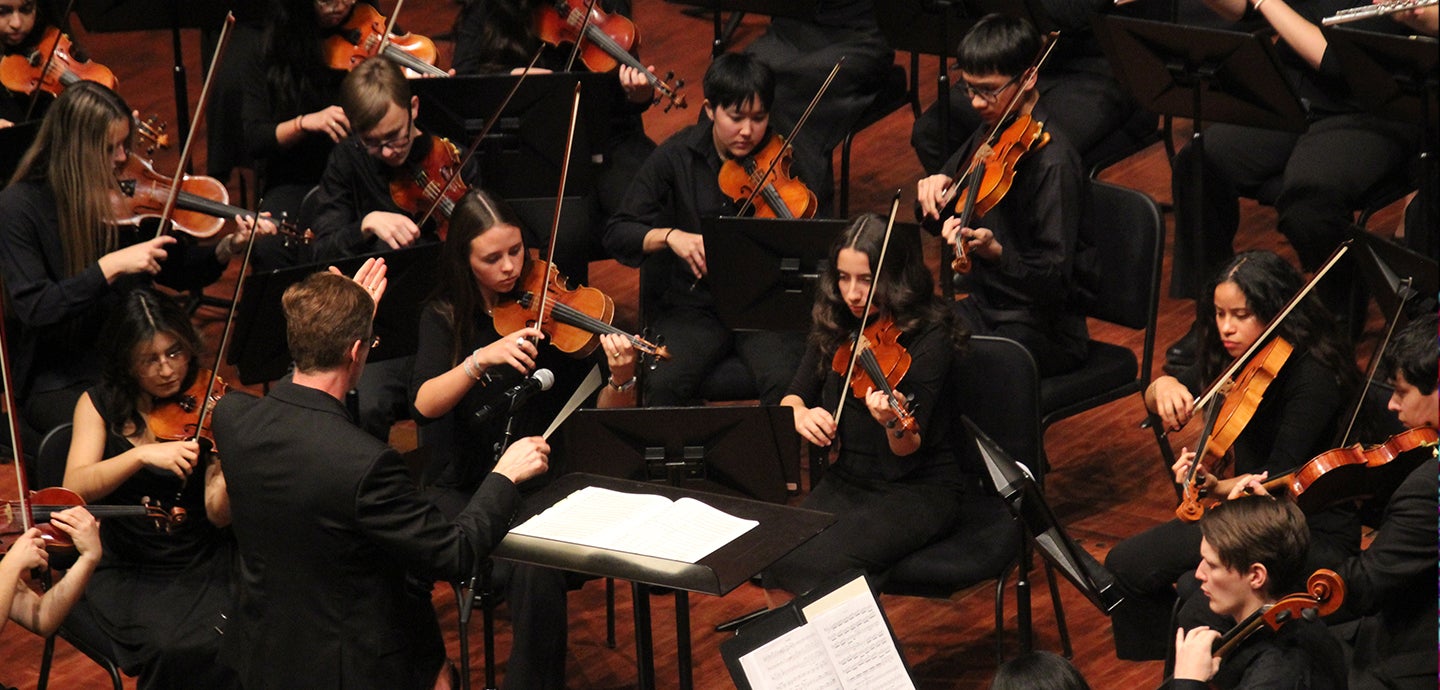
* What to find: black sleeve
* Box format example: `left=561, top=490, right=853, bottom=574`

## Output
left=603, top=140, right=676, bottom=267
left=307, top=144, right=377, bottom=261
left=785, top=342, right=826, bottom=405
left=984, top=151, right=1086, bottom=309
left=895, top=326, right=954, bottom=443
left=1331, top=460, right=1437, bottom=622
left=154, top=233, right=226, bottom=292
left=409, top=305, right=458, bottom=425
left=0, top=185, right=109, bottom=328
left=1253, top=358, right=1343, bottom=473
left=240, top=47, right=285, bottom=162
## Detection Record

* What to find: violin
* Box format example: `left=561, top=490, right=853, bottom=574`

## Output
left=113, top=151, right=311, bottom=245
left=0, top=26, right=116, bottom=97
left=831, top=317, right=918, bottom=437
left=533, top=0, right=687, bottom=111
left=1211, top=569, right=1346, bottom=660
left=1176, top=337, right=1293, bottom=522
left=492, top=253, right=670, bottom=362
left=148, top=368, right=230, bottom=449
left=389, top=134, right=466, bottom=241
left=938, top=113, right=1050, bottom=273
left=3, top=487, right=170, bottom=554
left=1261, top=426, right=1438, bottom=514
left=717, top=133, right=816, bottom=219
left=325, top=3, right=447, bottom=78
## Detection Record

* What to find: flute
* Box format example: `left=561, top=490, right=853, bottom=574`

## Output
left=1322, top=0, right=1437, bottom=25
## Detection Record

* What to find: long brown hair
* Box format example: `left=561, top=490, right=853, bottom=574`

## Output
left=8, top=81, right=131, bottom=278
left=435, top=189, right=526, bottom=366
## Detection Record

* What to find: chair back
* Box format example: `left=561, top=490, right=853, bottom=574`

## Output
left=952, top=336, right=1043, bottom=477
left=1082, top=181, right=1164, bottom=334
left=35, top=423, right=73, bottom=489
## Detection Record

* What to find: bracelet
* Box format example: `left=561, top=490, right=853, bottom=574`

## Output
left=663, top=228, right=675, bottom=245
left=462, top=355, right=482, bottom=381
left=296, top=114, right=306, bottom=133
left=607, top=375, right=636, bottom=392
left=1252, top=0, right=1266, bottom=10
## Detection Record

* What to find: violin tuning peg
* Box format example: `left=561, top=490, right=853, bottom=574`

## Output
left=664, top=71, right=674, bottom=81
left=675, top=78, right=685, bottom=89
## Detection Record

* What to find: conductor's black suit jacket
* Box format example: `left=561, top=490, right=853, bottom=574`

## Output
left=213, top=381, right=521, bottom=690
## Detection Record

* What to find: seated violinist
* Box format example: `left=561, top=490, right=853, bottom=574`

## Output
left=603, top=52, right=809, bottom=406
left=409, top=189, right=637, bottom=689
left=306, top=55, right=469, bottom=440
left=764, top=213, right=968, bottom=596
left=1231, top=313, right=1437, bottom=690
left=1170, top=495, right=1347, bottom=689
left=60, top=288, right=237, bottom=690
left=0, top=0, right=83, bottom=127
left=1106, top=251, right=1361, bottom=661
left=915, top=13, right=1091, bottom=377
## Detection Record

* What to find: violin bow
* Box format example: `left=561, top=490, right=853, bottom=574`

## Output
left=415, top=47, right=546, bottom=229
left=832, top=189, right=902, bottom=428
left=377, top=0, right=406, bottom=58
left=735, top=57, right=844, bottom=218
left=24, top=0, right=77, bottom=121
left=1338, top=277, right=1413, bottom=446
left=530, top=82, right=585, bottom=342
left=152, top=13, right=237, bottom=240
left=562, top=0, right=605, bottom=74
left=0, top=289, right=35, bottom=534
left=1191, top=242, right=1352, bottom=413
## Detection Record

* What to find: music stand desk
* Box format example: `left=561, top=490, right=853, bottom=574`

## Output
left=493, top=473, right=834, bottom=690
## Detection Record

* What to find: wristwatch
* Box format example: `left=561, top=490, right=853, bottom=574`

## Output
left=608, top=375, right=637, bottom=392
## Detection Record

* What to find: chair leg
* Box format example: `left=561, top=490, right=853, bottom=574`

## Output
left=993, top=569, right=1009, bottom=666
left=480, top=569, right=498, bottom=690
left=453, top=582, right=472, bottom=690
left=1016, top=538, right=1034, bottom=656
left=605, top=577, right=616, bottom=648
left=38, top=634, right=56, bottom=690
left=1043, top=561, right=1074, bottom=658
left=1147, top=414, right=1182, bottom=500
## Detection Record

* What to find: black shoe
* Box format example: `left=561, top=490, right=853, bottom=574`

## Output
left=1165, top=325, right=1199, bottom=368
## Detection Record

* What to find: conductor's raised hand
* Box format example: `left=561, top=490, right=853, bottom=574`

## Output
left=494, top=436, right=550, bottom=484
left=331, top=257, right=389, bottom=313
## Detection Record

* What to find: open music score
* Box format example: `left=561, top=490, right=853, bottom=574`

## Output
left=508, top=485, right=757, bottom=563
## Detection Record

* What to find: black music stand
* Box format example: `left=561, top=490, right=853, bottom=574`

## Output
left=1324, top=27, right=1438, bottom=258
left=700, top=216, right=852, bottom=333
left=552, top=405, right=802, bottom=501
left=73, top=0, right=230, bottom=147
left=411, top=73, right=612, bottom=201
left=967, top=417, right=1124, bottom=616
left=1094, top=15, right=1307, bottom=297
left=1347, top=226, right=1439, bottom=326
left=227, top=243, right=441, bottom=385
left=663, top=0, right=814, bottom=56
left=492, top=473, right=834, bottom=690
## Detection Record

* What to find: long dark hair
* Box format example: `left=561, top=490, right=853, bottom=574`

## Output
left=433, top=188, right=526, bottom=365
left=451, top=0, right=541, bottom=74
left=94, top=289, right=203, bottom=437
left=261, top=0, right=354, bottom=112
left=1194, top=251, right=1358, bottom=393
left=810, top=213, right=966, bottom=373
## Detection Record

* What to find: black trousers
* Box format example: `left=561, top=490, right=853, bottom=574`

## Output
left=1169, top=113, right=1419, bottom=302
left=642, top=306, right=804, bottom=406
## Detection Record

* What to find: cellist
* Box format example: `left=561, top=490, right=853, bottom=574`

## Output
left=1106, top=251, right=1361, bottom=662
left=915, top=13, right=1091, bottom=377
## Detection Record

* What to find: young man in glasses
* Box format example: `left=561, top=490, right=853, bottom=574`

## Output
left=915, top=13, right=1092, bottom=376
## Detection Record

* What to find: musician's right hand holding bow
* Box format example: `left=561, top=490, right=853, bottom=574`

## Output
left=1147, top=375, right=1197, bottom=431
left=784, top=397, right=837, bottom=447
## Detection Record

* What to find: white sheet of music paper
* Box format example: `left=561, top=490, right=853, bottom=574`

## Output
left=508, top=486, right=758, bottom=563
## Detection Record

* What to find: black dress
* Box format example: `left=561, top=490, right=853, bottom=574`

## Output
left=765, top=323, right=965, bottom=595
left=79, top=386, right=237, bottom=690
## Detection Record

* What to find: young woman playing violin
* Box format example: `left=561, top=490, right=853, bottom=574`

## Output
left=915, top=13, right=1089, bottom=377
left=1106, top=250, right=1361, bottom=662
left=408, top=189, right=631, bottom=690
left=0, top=81, right=272, bottom=435
left=764, top=213, right=968, bottom=597
left=60, top=288, right=238, bottom=690
left=0, top=0, right=50, bottom=126
left=1171, top=495, right=1347, bottom=689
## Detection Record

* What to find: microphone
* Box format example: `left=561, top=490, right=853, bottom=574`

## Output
left=474, top=368, right=555, bottom=422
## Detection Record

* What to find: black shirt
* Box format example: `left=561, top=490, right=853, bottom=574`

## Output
left=1170, top=617, right=1348, bottom=689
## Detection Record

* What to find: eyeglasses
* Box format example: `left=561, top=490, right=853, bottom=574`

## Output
left=960, top=74, right=1021, bottom=103
left=135, top=347, right=191, bottom=375
left=354, top=111, right=414, bottom=155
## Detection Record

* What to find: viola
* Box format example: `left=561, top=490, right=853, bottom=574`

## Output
left=113, top=152, right=311, bottom=245
left=831, top=317, right=918, bottom=437
left=1261, top=426, right=1438, bottom=514
left=718, top=133, right=816, bottom=219
left=2, top=487, right=170, bottom=554
left=1176, top=337, right=1293, bottom=522
left=325, top=2, right=448, bottom=78
left=389, top=134, right=466, bottom=241
left=0, top=27, right=116, bottom=97
left=533, top=0, right=687, bottom=111
left=492, top=253, right=670, bottom=362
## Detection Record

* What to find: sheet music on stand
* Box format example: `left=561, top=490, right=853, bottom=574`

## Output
left=722, top=570, right=915, bottom=690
